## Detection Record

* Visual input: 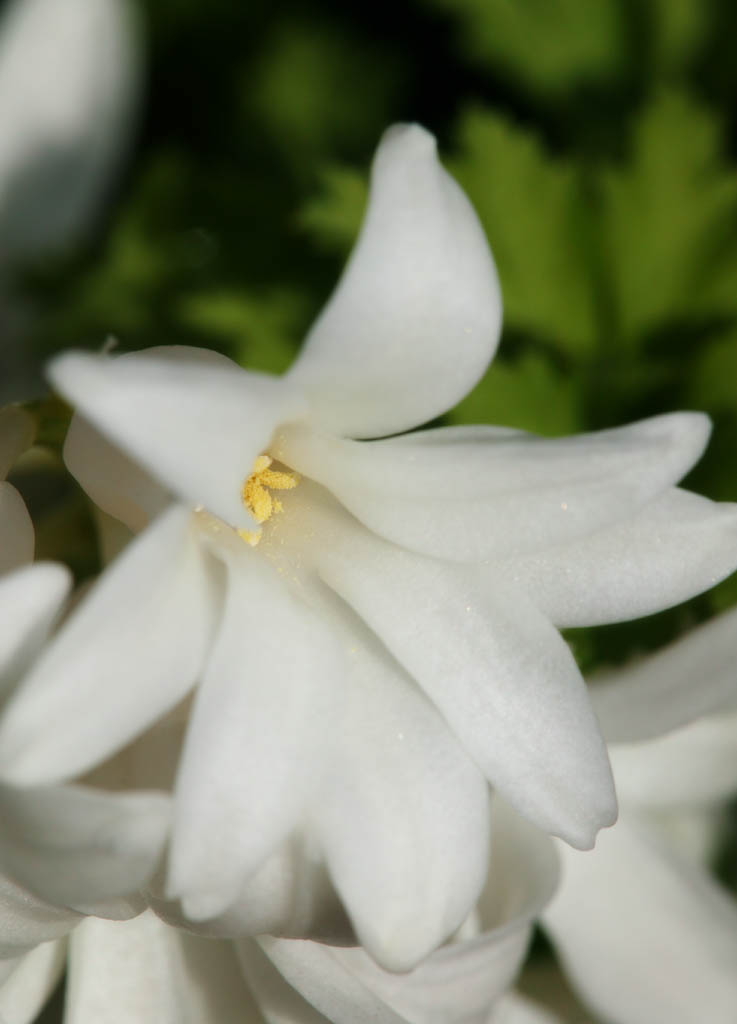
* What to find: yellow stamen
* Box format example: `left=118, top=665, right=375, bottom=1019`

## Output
left=238, top=454, right=298, bottom=546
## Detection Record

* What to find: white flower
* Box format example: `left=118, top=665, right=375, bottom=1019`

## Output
left=0, top=0, right=140, bottom=269
left=1, top=805, right=559, bottom=1024
left=543, top=607, right=737, bottom=1024
left=2, top=124, right=737, bottom=971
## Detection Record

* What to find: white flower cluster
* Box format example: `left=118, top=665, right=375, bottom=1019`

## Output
left=1, top=2, right=737, bottom=1021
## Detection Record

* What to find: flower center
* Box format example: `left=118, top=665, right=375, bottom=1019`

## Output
left=238, top=454, right=299, bottom=546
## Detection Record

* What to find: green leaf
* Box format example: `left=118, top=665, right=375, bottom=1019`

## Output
left=689, top=328, right=737, bottom=413
left=450, top=109, right=599, bottom=357
left=447, top=350, right=582, bottom=436
left=425, top=0, right=627, bottom=98
left=600, top=89, right=737, bottom=346
left=176, top=289, right=306, bottom=374
left=298, top=165, right=367, bottom=254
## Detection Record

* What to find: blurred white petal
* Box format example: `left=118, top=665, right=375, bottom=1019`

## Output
left=288, top=124, right=501, bottom=438
left=0, top=0, right=141, bottom=266
left=0, top=938, right=66, bottom=1024
left=544, top=814, right=737, bottom=1024
left=0, top=505, right=218, bottom=784
left=0, top=405, right=34, bottom=478
left=0, top=872, right=80, bottom=959
left=0, top=782, right=169, bottom=907
left=592, top=604, right=737, bottom=742
left=0, top=562, right=70, bottom=697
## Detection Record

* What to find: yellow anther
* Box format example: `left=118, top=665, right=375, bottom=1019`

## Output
left=239, top=454, right=298, bottom=547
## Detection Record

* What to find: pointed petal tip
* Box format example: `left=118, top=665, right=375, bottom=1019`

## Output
left=559, top=793, right=619, bottom=852
left=376, top=122, right=437, bottom=162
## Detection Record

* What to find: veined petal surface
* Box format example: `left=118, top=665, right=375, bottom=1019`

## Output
left=287, top=124, right=501, bottom=438
left=0, top=782, right=170, bottom=907
left=276, top=413, right=709, bottom=561
left=500, top=489, right=737, bottom=628
left=591, top=605, right=737, bottom=743
left=544, top=814, right=737, bottom=1024
left=49, top=346, right=305, bottom=531
left=284, top=485, right=615, bottom=848
left=0, top=505, right=218, bottom=785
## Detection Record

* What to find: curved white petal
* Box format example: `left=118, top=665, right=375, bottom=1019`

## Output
left=64, top=414, right=171, bottom=532
left=155, top=836, right=352, bottom=947
left=0, top=0, right=140, bottom=265
left=290, top=486, right=615, bottom=848
left=66, top=912, right=256, bottom=1024
left=49, top=346, right=305, bottom=531
left=500, top=489, right=737, bottom=628
left=276, top=413, right=710, bottom=560
left=287, top=124, right=502, bottom=438
left=544, top=814, right=737, bottom=1024
left=611, top=712, right=737, bottom=809
left=0, top=481, right=34, bottom=573
left=312, top=593, right=490, bottom=972
left=0, top=938, right=66, bottom=1024
left=318, top=802, right=558, bottom=1023
left=489, top=993, right=562, bottom=1024
left=0, top=406, right=34, bottom=479
left=0, top=871, right=80, bottom=959
left=0, top=505, right=218, bottom=785
left=591, top=605, right=737, bottom=743
left=0, top=562, right=71, bottom=697
left=168, top=559, right=340, bottom=922
left=0, top=782, right=169, bottom=907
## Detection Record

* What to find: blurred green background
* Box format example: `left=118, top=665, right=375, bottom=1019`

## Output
left=3, top=2, right=737, bottom=1017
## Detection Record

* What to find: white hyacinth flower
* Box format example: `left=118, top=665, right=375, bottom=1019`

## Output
left=0, top=0, right=140, bottom=269
left=1, top=806, right=558, bottom=1024
left=544, top=606, right=737, bottom=1024
left=2, top=124, right=737, bottom=971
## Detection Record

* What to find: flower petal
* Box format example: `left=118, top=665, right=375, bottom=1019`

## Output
left=489, top=993, right=563, bottom=1024
left=591, top=605, right=737, bottom=743
left=0, top=481, right=34, bottom=573
left=0, top=871, right=79, bottom=959
left=312, top=592, right=490, bottom=972
left=0, top=782, right=170, bottom=907
left=0, top=505, right=218, bottom=785
left=287, top=124, right=502, bottom=438
left=154, top=836, right=352, bottom=946
left=48, top=346, right=305, bottom=530
left=64, top=414, right=171, bottom=532
left=0, top=939, right=66, bottom=1024
left=544, top=814, right=737, bottom=1024
left=0, top=406, right=34, bottom=479
left=276, top=413, right=710, bottom=561
left=610, top=712, right=737, bottom=809
left=66, top=911, right=257, bottom=1024
left=0, top=0, right=140, bottom=263
left=500, top=489, right=737, bottom=628
left=317, top=802, right=557, bottom=1023
left=294, top=485, right=616, bottom=848
left=167, top=558, right=341, bottom=922
left=0, top=562, right=71, bottom=698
